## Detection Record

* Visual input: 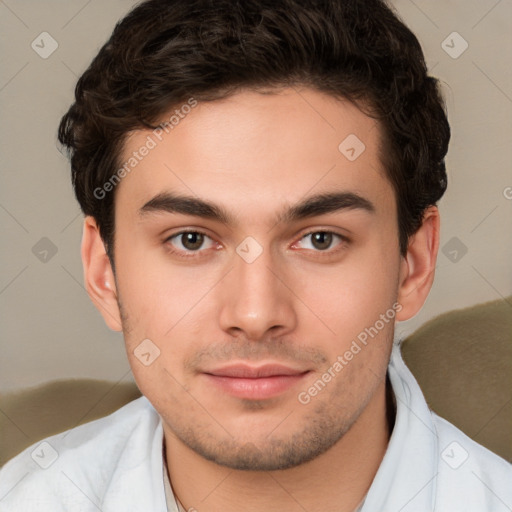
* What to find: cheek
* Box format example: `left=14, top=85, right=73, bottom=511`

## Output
left=115, top=249, right=218, bottom=377
left=115, top=242, right=201, bottom=330
left=299, top=247, right=399, bottom=340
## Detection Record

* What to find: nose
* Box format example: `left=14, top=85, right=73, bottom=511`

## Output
left=217, top=244, right=298, bottom=341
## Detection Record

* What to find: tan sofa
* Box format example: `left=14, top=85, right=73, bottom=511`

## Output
left=1, top=298, right=511, bottom=466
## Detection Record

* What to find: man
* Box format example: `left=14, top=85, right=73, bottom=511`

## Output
left=0, top=0, right=510, bottom=510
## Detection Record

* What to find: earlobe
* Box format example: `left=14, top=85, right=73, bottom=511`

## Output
left=396, top=206, right=440, bottom=321
left=81, top=216, right=123, bottom=331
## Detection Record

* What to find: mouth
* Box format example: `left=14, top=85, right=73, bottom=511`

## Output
left=202, top=364, right=311, bottom=400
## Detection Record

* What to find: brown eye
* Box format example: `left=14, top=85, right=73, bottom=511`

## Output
left=294, top=231, right=347, bottom=253
left=310, top=232, right=333, bottom=250
left=167, top=231, right=215, bottom=253
left=180, top=232, right=204, bottom=250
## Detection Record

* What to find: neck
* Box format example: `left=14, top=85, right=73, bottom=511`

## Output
left=165, top=377, right=394, bottom=512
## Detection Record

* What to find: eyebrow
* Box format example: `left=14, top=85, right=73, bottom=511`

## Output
left=138, top=190, right=375, bottom=225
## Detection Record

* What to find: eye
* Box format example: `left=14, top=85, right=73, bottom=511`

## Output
left=166, top=231, right=216, bottom=253
left=295, top=231, right=347, bottom=251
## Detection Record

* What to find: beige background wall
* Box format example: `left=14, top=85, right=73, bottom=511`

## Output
left=0, top=0, right=511, bottom=392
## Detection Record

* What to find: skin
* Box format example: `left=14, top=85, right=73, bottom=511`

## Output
left=81, top=87, right=439, bottom=512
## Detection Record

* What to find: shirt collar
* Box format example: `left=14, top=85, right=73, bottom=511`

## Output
left=360, top=340, right=439, bottom=511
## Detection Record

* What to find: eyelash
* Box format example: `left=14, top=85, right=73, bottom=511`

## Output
left=164, top=229, right=350, bottom=259
left=292, top=230, right=350, bottom=253
left=164, top=230, right=218, bottom=259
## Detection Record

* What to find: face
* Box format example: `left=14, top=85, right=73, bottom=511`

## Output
left=104, top=88, right=405, bottom=470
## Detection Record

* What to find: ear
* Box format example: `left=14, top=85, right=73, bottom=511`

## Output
left=81, top=216, right=123, bottom=331
left=396, top=206, right=440, bottom=321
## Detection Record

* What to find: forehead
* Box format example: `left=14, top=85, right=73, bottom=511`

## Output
left=115, top=87, right=393, bottom=220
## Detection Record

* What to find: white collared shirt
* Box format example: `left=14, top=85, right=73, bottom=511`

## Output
left=1, top=341, right=511, bottom=511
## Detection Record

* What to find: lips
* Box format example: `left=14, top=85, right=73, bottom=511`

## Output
left=206, top=364, right=307, bottom=379
left=202, top=364, right=310, bottom=400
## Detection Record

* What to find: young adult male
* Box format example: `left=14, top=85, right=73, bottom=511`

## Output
left=1, top=0, right=511, bottom=510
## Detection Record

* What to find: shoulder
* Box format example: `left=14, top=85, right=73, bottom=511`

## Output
left=432, top=412, right=512, bottom=511
left=0, top=397, right=163, bottom=512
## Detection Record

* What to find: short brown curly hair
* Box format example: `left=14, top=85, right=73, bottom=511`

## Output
left=58, top=0, right=450, bottom=265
